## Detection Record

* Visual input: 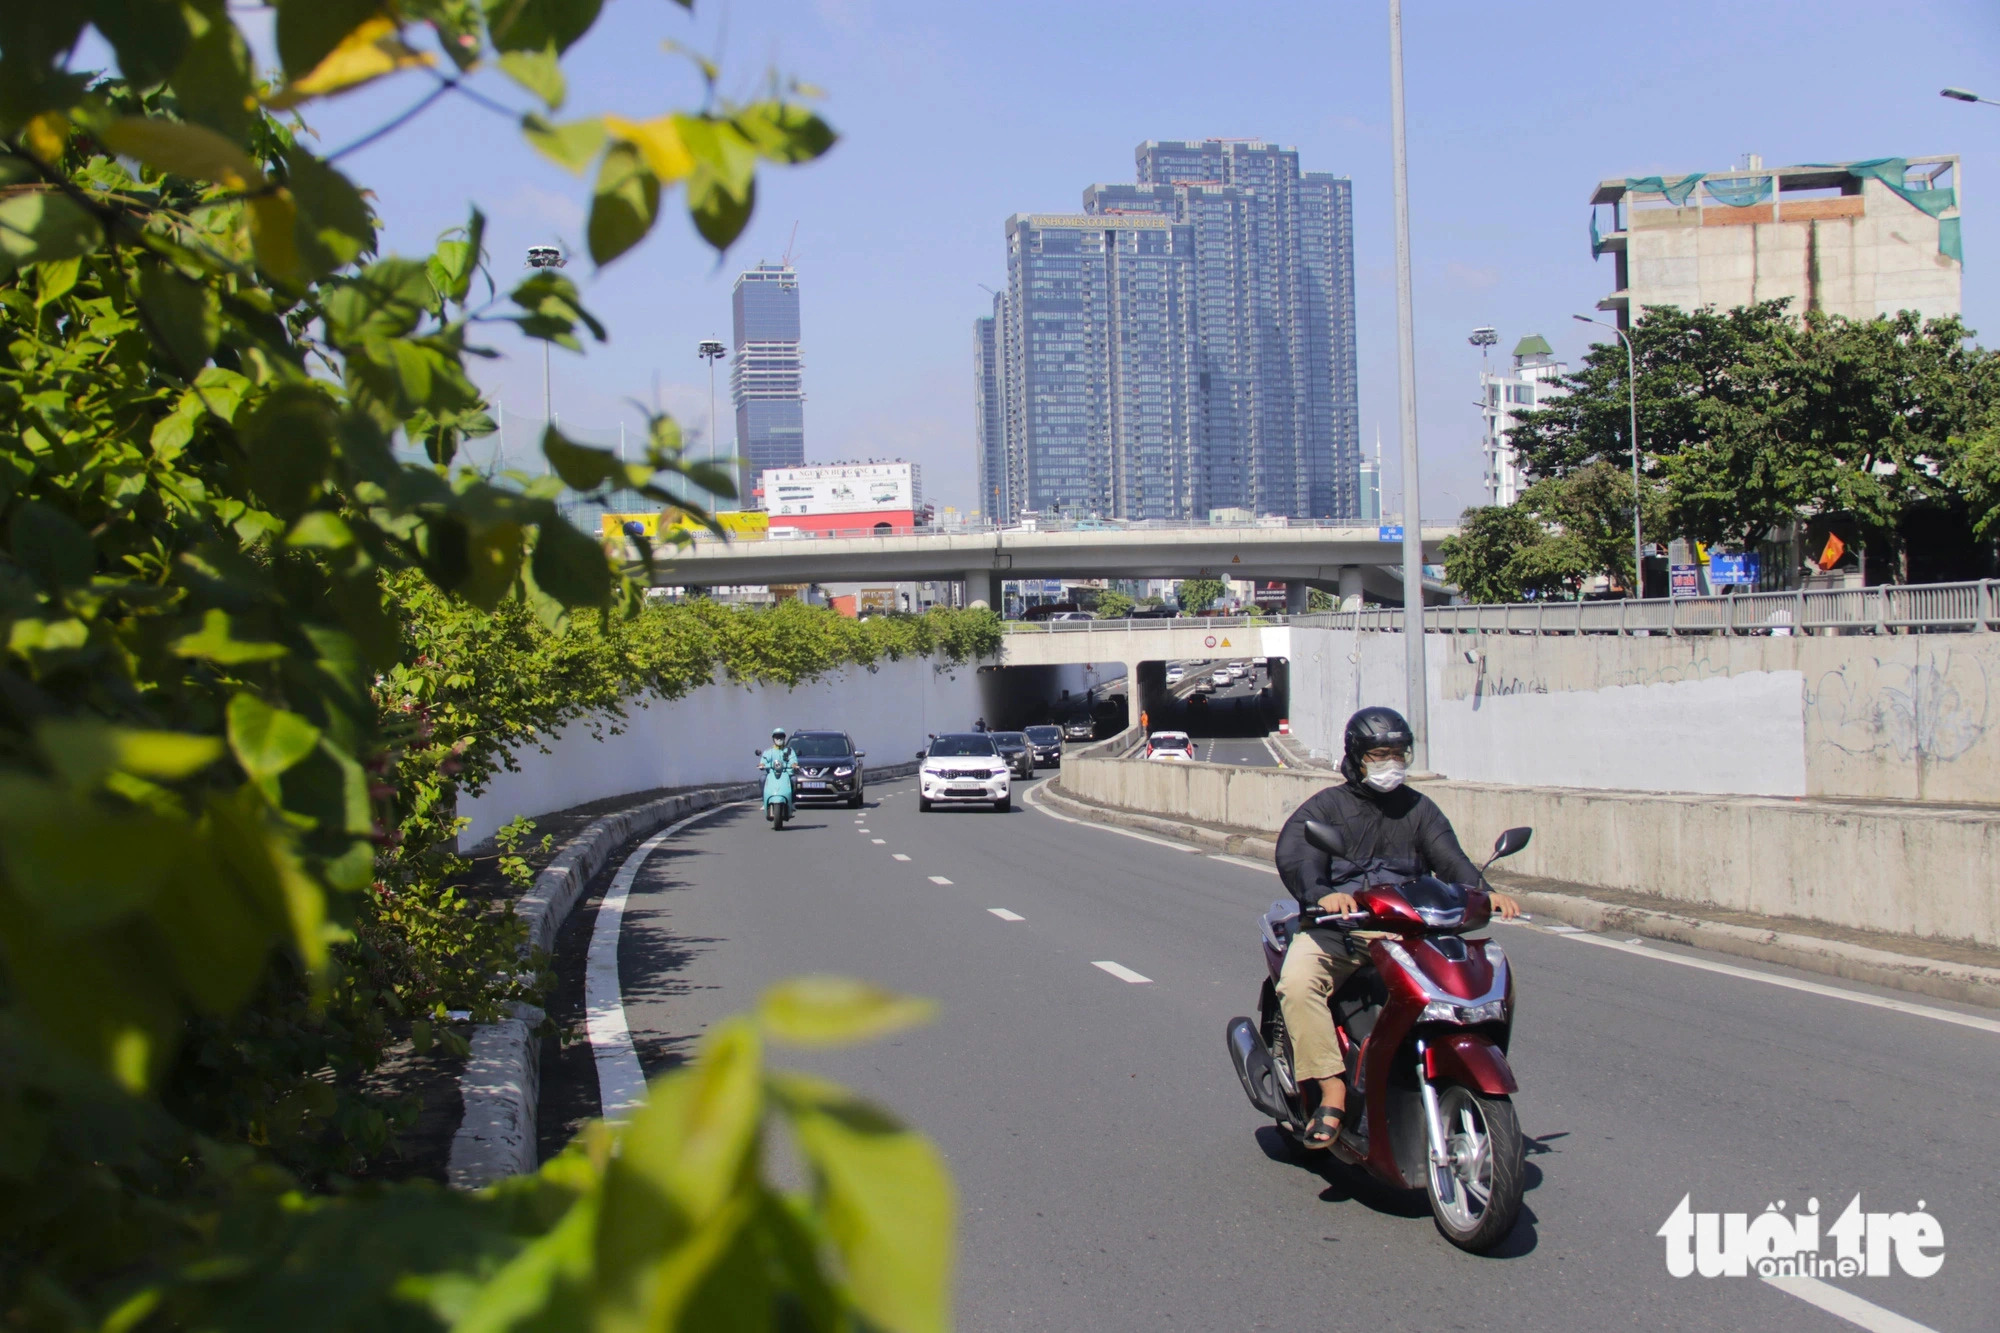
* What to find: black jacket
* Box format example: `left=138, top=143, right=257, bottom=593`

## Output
left=1274, top=781, right=1480, bottom=912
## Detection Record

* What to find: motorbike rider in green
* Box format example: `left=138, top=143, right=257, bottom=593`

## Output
left=759, top=728, right=798, bottom=818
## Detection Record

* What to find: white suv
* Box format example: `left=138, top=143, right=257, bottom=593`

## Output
left=918, top=733, right=1013, bottom=812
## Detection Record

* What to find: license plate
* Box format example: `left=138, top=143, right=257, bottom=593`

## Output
left=947, top=787, right=983, bottom=797
left=799, top=781, right=829, bottom=789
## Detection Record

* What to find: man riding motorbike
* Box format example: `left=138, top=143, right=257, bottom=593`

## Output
left=1272, top=706, right=1521, bottom=1148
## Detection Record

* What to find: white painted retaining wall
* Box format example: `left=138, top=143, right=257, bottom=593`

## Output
left=459, top=656, right=988, bottom=847
left=1288, top=627, right=2000, bottom=802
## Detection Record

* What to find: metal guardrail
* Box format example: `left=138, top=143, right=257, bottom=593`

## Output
left=997, top=581, right=1999, bottom=637
left=672, top=516, right=1432, bottom=545
left=1003, top=615, right=1293, bottom=634
left=1290, top=580, right=1999, bottom=636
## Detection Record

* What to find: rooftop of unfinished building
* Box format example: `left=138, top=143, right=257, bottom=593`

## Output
left=1590, top=154, right=1957, bottom=206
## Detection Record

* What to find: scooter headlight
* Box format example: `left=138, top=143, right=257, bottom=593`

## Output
left=1421, top=998, right=1507, bottom=1025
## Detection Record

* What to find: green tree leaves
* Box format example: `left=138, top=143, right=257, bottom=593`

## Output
left=587, top=143, right=660, bottom=265
left=1175, top=577, right=1224, bottom=614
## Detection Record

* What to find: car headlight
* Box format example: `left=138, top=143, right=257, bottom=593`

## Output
left=834, top=766, right=854, bottom=776
left=1421, top=998, right=1507, bottom=1024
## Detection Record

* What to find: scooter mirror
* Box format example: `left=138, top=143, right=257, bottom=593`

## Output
left=1492, top=826, right=1533, bottom=859
left=1302, top=819, right=1345, bottom=859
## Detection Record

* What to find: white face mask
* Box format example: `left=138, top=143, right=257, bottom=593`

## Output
left=1362, top=758, right=1407, bottom=792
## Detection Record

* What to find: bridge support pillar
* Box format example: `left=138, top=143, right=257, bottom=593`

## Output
left=962, top=569, right=998, bottom=610
left=1338, top=565, right=1364, bottom=612
left=1285, top=581, right=1311, bottom=614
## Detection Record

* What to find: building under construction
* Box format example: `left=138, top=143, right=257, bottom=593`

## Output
left=1589, top=154, right=1961, bottom=327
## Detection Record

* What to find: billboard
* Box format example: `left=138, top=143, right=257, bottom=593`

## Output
left=599, top=511, right=770, bottom=541
left=764, top=462, right=921, bottom=517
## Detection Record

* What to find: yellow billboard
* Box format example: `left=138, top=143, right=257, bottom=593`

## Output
left=601, top=510, right=770, bottom=541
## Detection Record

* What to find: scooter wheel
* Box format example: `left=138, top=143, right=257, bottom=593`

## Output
left=1424, top=1083, right=1524, bottom=1253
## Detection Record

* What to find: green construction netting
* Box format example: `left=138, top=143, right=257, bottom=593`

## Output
left=1624, top=174, right=1703, bottom=206
left=1590, top=210, right=1604, bottom=259
left=1846, top=159, right=1954, bottom=216
left=1810, top=159, right=1960, bottom=260
left=1703, top=175, right=1772, bottom=207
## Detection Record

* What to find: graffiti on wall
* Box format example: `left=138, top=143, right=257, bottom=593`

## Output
left=1807, top=648, right=1992, bottom=764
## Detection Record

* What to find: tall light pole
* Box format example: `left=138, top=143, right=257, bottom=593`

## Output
left=1388, top=0, right=1429, bottom=767
left=1941, top=87, right=2000, bottom=107
left=697, top=338, right=726, bottom=507
left=1574, top=313, right=1646, bottom=595
left=526, top=245, right=565, bottom=472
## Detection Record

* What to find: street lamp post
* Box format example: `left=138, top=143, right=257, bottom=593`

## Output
left=526, top=246, right=566, bottom=471
left=1941, top=87, right=2000, bottom=107
left=697, top=338, right=726, bottom=506
left=1387, top=0, right=1430, bottom=768
left=1574, top=313, right=1646, bottom=595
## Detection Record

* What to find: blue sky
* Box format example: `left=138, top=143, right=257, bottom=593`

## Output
left=146, top=1, right=2000, bottom=517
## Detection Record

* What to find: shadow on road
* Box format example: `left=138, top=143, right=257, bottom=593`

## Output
left=1251, top=1123, right=1546, bottom=1257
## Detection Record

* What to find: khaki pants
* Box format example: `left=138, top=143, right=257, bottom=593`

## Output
left=1276, top=927, right=1372, bottom=1082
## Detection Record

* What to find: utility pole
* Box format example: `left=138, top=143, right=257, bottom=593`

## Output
left=697, top=338, right=727, bottom=507
left=1574, top=314, right=1645, bottom=594
left=526, top=246, right=566, bottom=473
left=1388, top=0, right=1430, bottom=768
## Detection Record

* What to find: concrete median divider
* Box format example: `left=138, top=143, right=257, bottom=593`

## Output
left=1052, top=751, right=2000, bottom=1007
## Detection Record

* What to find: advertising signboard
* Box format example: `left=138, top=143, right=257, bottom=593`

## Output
left=599, top=511, right=771, bottom=541
left=1670, top=564, right=1700, bottom=598
left=764, top=463, right=921, bottom=516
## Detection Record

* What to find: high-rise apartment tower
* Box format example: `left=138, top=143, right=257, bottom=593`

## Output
left=976, top=139, right=1359, bottom=522
left=731, top=262, right=805, bottom=505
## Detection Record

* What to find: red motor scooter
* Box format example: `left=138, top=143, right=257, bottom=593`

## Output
left=1226, top=821, right=1532, bottom=1252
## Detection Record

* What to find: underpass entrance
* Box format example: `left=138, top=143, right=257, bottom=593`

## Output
left=1135, top=656, right=1289, bottom=745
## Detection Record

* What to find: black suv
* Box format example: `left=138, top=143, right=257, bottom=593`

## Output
left=786, top=730, right=866, bottom=807
left=1023, top=724, right=1063, bottom=768
left=1062, top=717, right=1095, bottom=742
left=992, top=731, right=1033, bottom=780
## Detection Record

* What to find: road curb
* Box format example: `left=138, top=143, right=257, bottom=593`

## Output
left=1040, top=780, right=2000, bottom=1011
left=450, top=760, right=924, bottom=1190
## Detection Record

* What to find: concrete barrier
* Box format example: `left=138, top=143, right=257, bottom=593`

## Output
left=1060, top=752, right=2000, bottom=951
left=1287, top=627, right=2000, bottom=804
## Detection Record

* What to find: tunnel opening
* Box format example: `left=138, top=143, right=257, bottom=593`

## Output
left=972, top=663, right=1131, bottom=737
left=1133, top=656, right=1289, bottom=746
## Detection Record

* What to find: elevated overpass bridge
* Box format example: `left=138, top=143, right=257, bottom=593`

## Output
left=642, top=521, right=1459, bottom=611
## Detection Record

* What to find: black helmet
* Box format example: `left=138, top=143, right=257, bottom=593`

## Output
left=1342, top=706, right=1413, bottom=785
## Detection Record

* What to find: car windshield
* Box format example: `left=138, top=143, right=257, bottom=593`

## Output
left=1151, top=734, right=1190, bottom=749
left=994, top=732, right=1025, bottom=746
left=788, top=734, right=852, bottom=758
left=929, top=735, right=997, bottom=757
left=1024, top=726, right=1060, bottom=743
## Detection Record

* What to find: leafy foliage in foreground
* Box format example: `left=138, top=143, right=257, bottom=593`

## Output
left=0, top=2, right=965, bottom=1329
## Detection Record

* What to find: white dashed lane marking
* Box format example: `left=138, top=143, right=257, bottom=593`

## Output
left=1092, top=960, right=1153, bottom=984
left=871, top=838, right=885, bottom=844
left=929, top=876, right=953, bottom=885
left=988, top=908, right=1025, bottom=922
left=892, top=853, right=911, bottom=862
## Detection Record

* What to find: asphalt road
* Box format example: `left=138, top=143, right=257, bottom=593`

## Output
left=575, top=774, right=1999, bottom=1332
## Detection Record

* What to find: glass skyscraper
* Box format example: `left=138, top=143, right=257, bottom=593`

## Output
left=731, top=263, right=804, bottom=506
left=975, top=139, right=1359, bottom=522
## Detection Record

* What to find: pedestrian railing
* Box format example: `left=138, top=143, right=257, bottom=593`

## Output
left=1287, top=580, right=1999, bottom=636
left=996, top=580, right=1999, bottom=637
